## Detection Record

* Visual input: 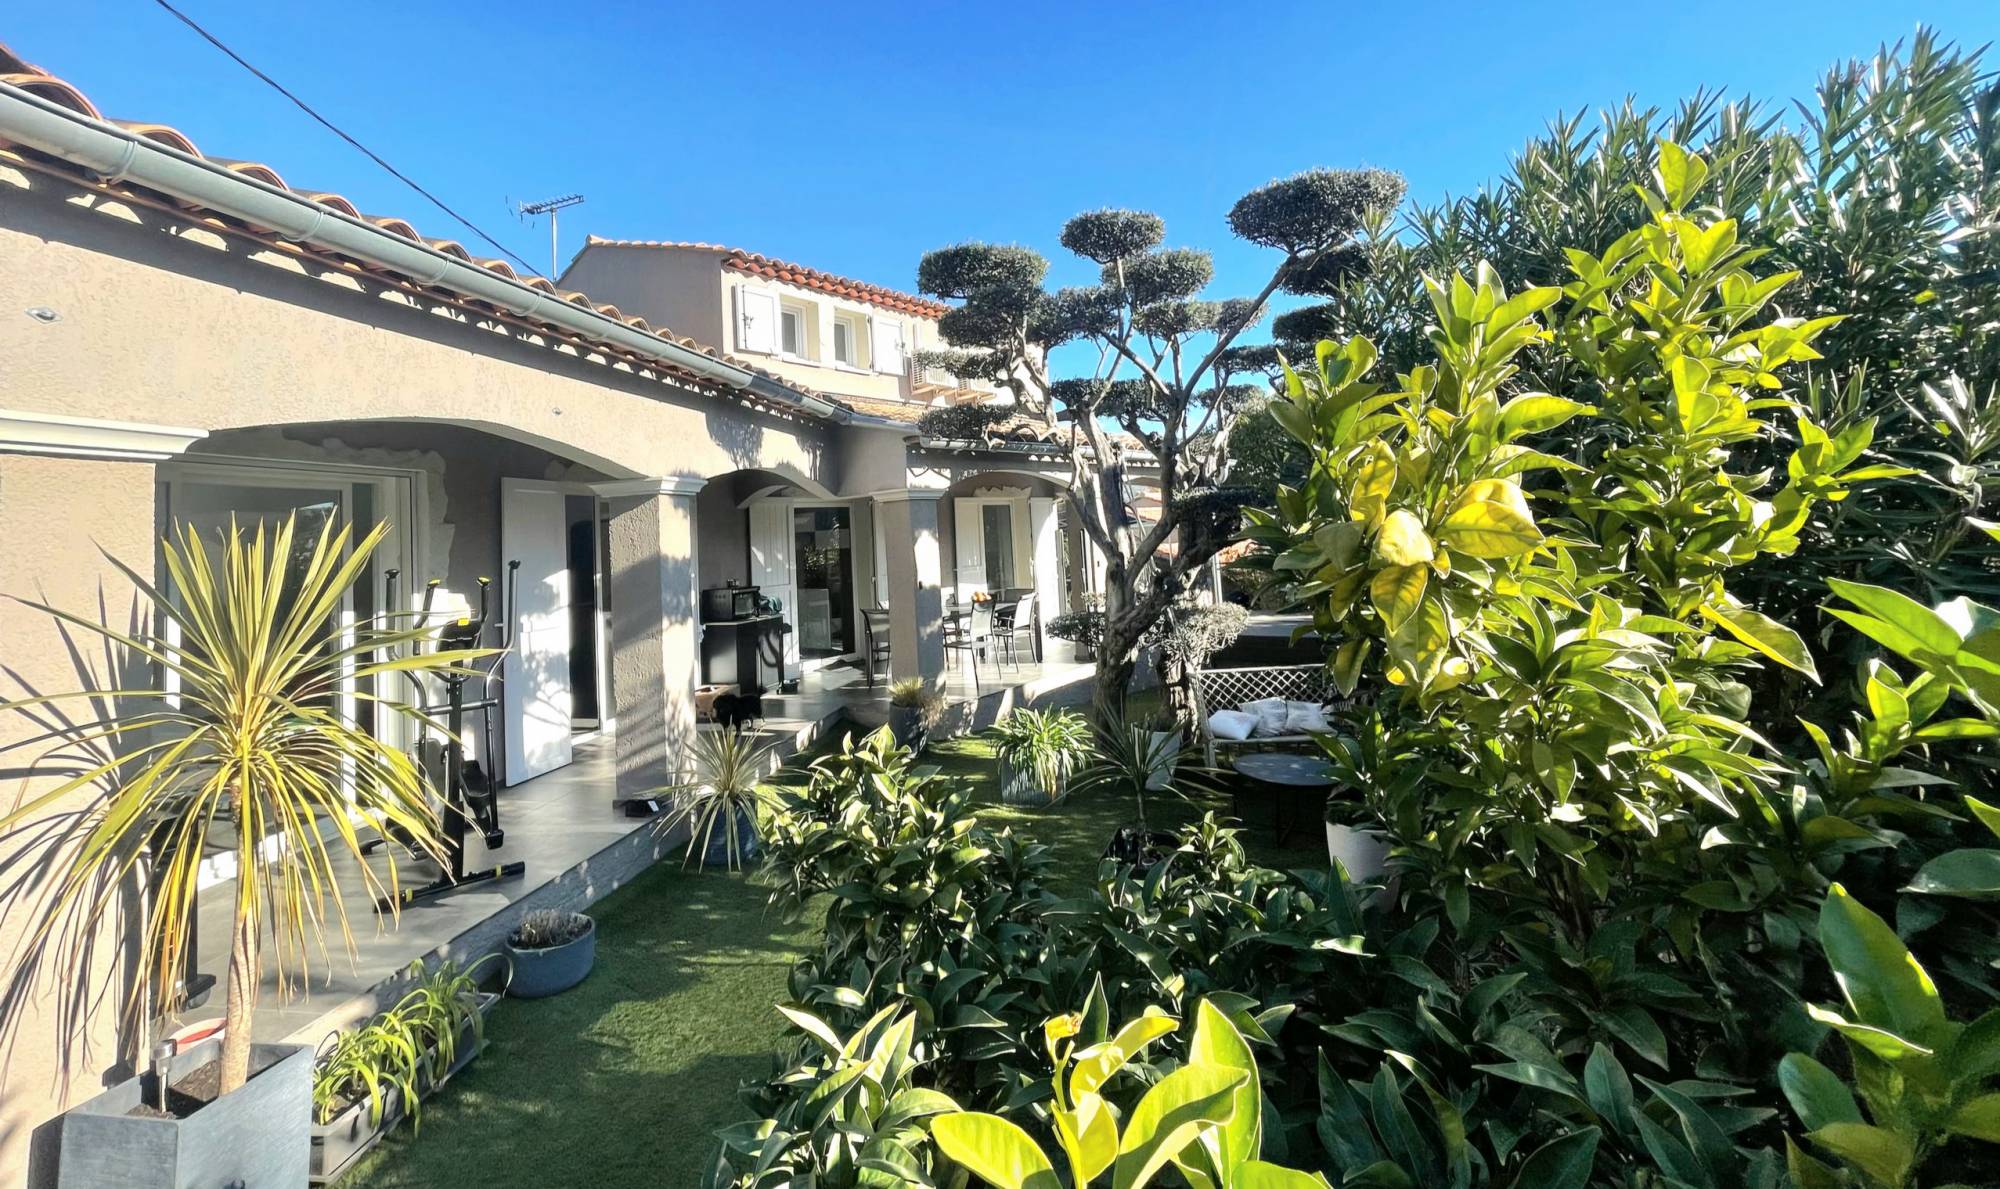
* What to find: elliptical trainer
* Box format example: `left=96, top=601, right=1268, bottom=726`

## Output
left=369, top=566, right=526, bottom=911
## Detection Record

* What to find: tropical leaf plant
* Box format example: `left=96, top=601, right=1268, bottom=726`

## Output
left=1779, top=885, right=2000, bottom=1188
left=0, top=514, right=489, bottom=1095
left=932, top=998, right=1330, bottom=1188
left=705, top=1004, right=963, bottom=1188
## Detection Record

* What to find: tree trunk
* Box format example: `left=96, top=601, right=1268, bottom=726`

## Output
left=1093, top=646, right=1138, bottom=723
left=217, top=860, right=256, bottom=1095
left=1093, top=592, right=1148, bottom=724
left=1161, top=650, right=1195, bottom=731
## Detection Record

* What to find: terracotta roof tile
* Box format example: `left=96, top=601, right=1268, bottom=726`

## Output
left=0, top=40, right=851, bottom=421
left=581, top=237, right=950, bottom=319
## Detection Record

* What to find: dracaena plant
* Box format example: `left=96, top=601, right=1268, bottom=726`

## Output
left=0, top=515, right=486, bottom=1098
left=932, top=997, right=1330, bottom=1189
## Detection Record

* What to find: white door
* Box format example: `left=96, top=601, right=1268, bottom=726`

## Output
left=502, top=480, right=573, bottom=785
left=748, top=500, right=801, bottom=673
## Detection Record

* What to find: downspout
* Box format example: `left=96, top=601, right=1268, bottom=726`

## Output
left=0, top=80, right=849, bottom=423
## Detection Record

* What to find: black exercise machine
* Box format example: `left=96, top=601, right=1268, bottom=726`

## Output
left=368, top=566, right=526, bottom=911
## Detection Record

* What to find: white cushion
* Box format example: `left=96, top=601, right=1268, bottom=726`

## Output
left=1207, top=709, right=1257, bottom=741
left=1239, top=698, right=1289, bottom=738
left=1285, top=701, right=1331, bottom=734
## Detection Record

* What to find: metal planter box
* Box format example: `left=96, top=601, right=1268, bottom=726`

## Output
left=57, top=1038, right=310, bottom=1189
left=308, top=990, right=498, bottom=1185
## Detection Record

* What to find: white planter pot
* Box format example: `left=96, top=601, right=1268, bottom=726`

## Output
left=1325, top=820, right=1391, bottom=882
left=1144, top=731, right=1181, bottom=791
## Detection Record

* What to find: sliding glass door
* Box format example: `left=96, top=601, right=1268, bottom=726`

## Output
left=793, top=504, right=856, bottom=661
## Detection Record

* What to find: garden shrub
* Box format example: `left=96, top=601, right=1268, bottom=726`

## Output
left=719, top=33, right=2000, bottom=1189
left=1243, top=144, right=2000, bottom=1186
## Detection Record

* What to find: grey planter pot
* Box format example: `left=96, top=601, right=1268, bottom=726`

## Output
left=506, top=918, right=597, bottom=998
left=997, top=759, right=1066, bottom=806
left=887, top=705, right=927, bottom=753
left=698, top=806, right=762, bottom=868
left=310, top=992, right=497, bottom=1185
left=57, top=1038, right=310, bottom=1189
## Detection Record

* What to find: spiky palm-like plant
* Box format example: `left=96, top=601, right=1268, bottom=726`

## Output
left=0, top=515, right=488, bottom=1096
left=653, top=727, right=778, bottom=871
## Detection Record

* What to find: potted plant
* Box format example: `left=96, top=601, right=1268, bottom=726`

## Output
left=886, top=677, right=944, bottom=753
left=1149, top=600, right=1251, bottom=729
left=505, top=909, right=596, bottom=998
left=310, top=958, right=499, bottom=1184
left=0, top=515, right=482, bottom=1189
left=1072, top=709, right=1212, bottom=869
left=652, top=727, right=778, bottom=869
left=1047, top=595, right=1105, bottom=663
left=1316, top=708, right=1415, bottom=884
left=989, top=709, right=1096, bottom=805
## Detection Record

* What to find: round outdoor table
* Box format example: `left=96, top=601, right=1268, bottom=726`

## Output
left=1229, top=752, right=1336, bottom=845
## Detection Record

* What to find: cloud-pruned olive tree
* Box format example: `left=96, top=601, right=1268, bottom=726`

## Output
left=913, top=169, right=1406, bottom=715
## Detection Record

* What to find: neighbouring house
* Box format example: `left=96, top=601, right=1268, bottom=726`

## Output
left=0, top=41, right=1142, bottom=1186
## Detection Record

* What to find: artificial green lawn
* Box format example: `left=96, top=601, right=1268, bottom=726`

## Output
left=345, top=724, right=1321, bottom=1188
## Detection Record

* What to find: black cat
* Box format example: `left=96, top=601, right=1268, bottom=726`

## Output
left=711, top=686, right=766, bottom=731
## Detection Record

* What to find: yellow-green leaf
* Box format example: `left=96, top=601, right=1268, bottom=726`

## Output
left=1373, top=510, right=1435, bottom=567
left=1112, top=1065, right=1248, bottom=1189
left=1439, top=498, right=1540, bottom=559
left=1188, top=1000, right=1261, bottom=1177
left=1332, top=638, right=1370, bottom=696
left=1370, top=564, right=1428, bottom=632
left=1347, top=443, right=1396, bottom=529
left=1699, top=600, right=1820, bottom=683
left=1497, top=394, right=1594, bottom=440
left=933, top=1113, right=1062, bottom=1189
left=1233, top=1163, right=1333, bottom=1188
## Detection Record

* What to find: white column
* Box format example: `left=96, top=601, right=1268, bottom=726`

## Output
left=872, top=489, right=946, bottom=686
left=596, top=476, right=704, bottom=800
left=1028, top=496, right=1062, bottom=663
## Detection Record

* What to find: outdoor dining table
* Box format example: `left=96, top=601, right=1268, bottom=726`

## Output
left=1228, top=752, right=1336, bottom=844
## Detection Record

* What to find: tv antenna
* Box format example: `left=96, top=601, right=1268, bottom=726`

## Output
left=517, top=193, right=585, bottom=279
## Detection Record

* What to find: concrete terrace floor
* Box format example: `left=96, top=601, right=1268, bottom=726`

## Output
left=341, top=726, right=1324, bottom=1189
left=182, top=653, right=1083, bottom=1050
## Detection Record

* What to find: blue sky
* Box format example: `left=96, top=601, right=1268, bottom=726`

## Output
left=9, top=1, right=1998, bottom=359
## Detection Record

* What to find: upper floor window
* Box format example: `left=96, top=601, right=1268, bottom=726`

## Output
left=833, top=313, right=865, bottom=366
left=781, top=304, right=807, bottom=357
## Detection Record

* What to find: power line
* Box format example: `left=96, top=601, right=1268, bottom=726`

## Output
left=149, top=0, right=545, bottom=278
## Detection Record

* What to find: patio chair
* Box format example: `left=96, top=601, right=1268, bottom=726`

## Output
left=992, top=592, right=1036, bottom=671
left=860, top=607, right=892, bottom=687
left=941, top=602, right=992, bottom=692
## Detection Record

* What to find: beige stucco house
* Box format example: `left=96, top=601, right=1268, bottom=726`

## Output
left=559, top=236, right=1095, bottom=660
left=0, top=41, right=1114, bottom=1185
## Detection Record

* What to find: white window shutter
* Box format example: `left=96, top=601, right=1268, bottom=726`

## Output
left=738, top=287, right=778, bottom=355
left=953, top=499, right=985, bottom=598
left=872, top=316, right=904, bottom=375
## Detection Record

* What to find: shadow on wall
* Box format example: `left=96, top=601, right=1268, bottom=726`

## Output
left=0, top=588, right=160, bottom=1189
left=705, top=406, right=834, bottom=492
left=603, top=529, right=701, bottom=790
